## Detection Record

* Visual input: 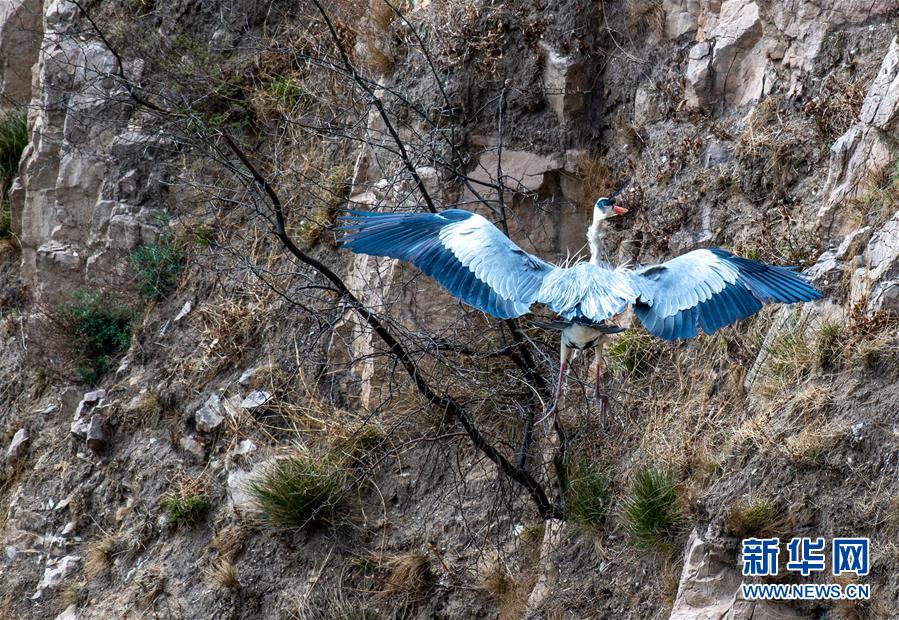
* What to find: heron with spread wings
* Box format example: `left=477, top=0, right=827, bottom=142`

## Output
left=340, top=192, right=821, bottom=428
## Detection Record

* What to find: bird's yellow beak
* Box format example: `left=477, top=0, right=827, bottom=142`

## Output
left=612, top=205, right=629, bottom=215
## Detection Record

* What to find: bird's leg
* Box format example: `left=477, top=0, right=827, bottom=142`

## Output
left=538, top=341, right=570, bottom=426
left=593, top=342, right=609, bottom=432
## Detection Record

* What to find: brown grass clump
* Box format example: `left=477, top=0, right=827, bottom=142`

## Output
left=381, top=553, right=434, bottom=598
left=210, top=525, right=243, bottom=558
left=803, top=73, right=870, bottom=142
left=791, top=384, right=834, bottom=419
left=429, top=0, right=508, bottom=74
left=734, top=96, right=816, bottom=198
left=160, top=471, right=210, bottom=526
left=574, top=150, right=614, bottom=211
left=85, top=534, right=118, bottom=579
left=625, top=0, right=665, bottom=39
left=480, top=558, right=535, bottom=620
left=208, top=557, right=240, bottom=590
left=356, top=0, right=396, bottom=74
left=725, top=498, right=777, bottom=537
left=782, top=418, right=847, bottom=466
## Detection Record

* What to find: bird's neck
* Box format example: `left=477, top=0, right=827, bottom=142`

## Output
left=587, top=215, right=605, bottom=266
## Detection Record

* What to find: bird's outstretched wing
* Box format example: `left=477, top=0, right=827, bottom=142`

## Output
left=627, top=248, right=821, bottom=340
left=340, top=209, right=555, bottom=319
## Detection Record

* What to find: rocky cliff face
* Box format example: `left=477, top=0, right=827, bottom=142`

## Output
left=1, top=0, right=898, bottom=618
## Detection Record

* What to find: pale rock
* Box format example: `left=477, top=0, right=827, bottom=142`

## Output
left=562, top=149, right=585, bottom=174
left=88, top=200, right=116, bottom=241
left=634, top=84, right=664, bottom=126
left=106, top=213, right=147, bottom=250
left=806, top=226, right=871, bottom=286
left=179, top=433, right=206, bottom=461
left=118, top=168, right=140, bottom=198
left=819, top=38, right=899, bottom=235
left=414, top=166, right=440, bottom=198
left=86, top=413, right=105, bottom=452
left=540, top=43, right=589, bottom=124
left=663, top=0, right=701, bottom=39
left=702, top=141, right=732, bottom=167
left=195, top=394, right=224, bottom=433
left=233, top=439, right=257, bottom=457
left=859, top=37, right=899, bottom=133
left=36, top=242, right=81, bottom=271
left=226, top=467, right=257, bottom=513
left=240, top=390, right=272, bottom=411
left=463, top=150, right=562, bottom=203
left=45, top=0, right=78, bottom=31
left=684, top=0, right=764, bottom=110
left=0, top=0, right=42, bottom=103
left=35, top=554, right=80, bottom=593
left=850, top=211, right=899, bottom=314
left=238, top=367, right=255, bottom=386
left=55, top=604, right=78, bottom=620
left=6, top=427, right=29, bottom=464
left=669, top=529, right=808, bottom=619
left=71, top=390, right=106, bottom=438
left=174, top=300, right=192, bottom=321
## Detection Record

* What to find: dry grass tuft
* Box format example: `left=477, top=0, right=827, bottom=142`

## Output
left=725, top=498, right=777, bottom=537
left=625, top=0, right=665, bottom=39
left=382, top=553, right=434, bottom=597
left=734, top=96, right=816, bottom=198
left=791, top=384, right=834, bottom=419
left=480, top=558, right=535, bottom=620
left=574, top=150, right=614, bottom=211
left=429, top=0, right=508, bottom=74
left=208, top=557, right=240, bottom=590
left=607, top=330, right=661, bottom=378
left=803, top=73, right=870, bottom=142
left=210, top=525, right=243, bottom=558
left=85, top=534, right=118, bottom=579
left=756, top=325, right=816, bottom=399
left=782, top=418, right=847, bottom=466
left=160, top=471, right=210, bottom=526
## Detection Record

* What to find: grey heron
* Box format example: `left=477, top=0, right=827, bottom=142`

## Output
left=340, top=193, right=821, bottom=428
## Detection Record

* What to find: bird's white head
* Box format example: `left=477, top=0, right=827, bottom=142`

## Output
left=593, top=197, right=629, bottom=221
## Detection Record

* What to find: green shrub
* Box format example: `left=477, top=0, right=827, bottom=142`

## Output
left=270, top=77, right=310, bottom=112
left=0, top=109, right=28, bottom=239
left=0, top=109, right=27, bottom=182
left=59, top=289, right=134, bottom=385
left=725, top=498, right=775, bottom=537
left=247, top=452, right=342, bottom=529
left=815, top=321, right=844, bottom=369
left=161, top=494, right=208, bottom=525
left=0, top=204, right=10, bottom=239
left=621, top=467, right=681, bottom=549
left=565, top=458, right=609, bottom=527
left=129, top=237, right=184, bottom=301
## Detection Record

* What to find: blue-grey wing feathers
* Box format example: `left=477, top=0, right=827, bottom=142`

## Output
left=341, top=209, right=821, bottom=336
left=629, top=248, right=821, bottom=340
left=340, top=209, right=554, bottom=319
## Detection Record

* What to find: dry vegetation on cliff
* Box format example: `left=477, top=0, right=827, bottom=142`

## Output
left=1, top=0, right=898, bottom=619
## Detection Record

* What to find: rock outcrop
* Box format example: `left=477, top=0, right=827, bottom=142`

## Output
left=670, top=530, right=808, bottom=620
left=0, top=0, right=42, bottom=103
left=819, top=36, right=899, bottom=235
